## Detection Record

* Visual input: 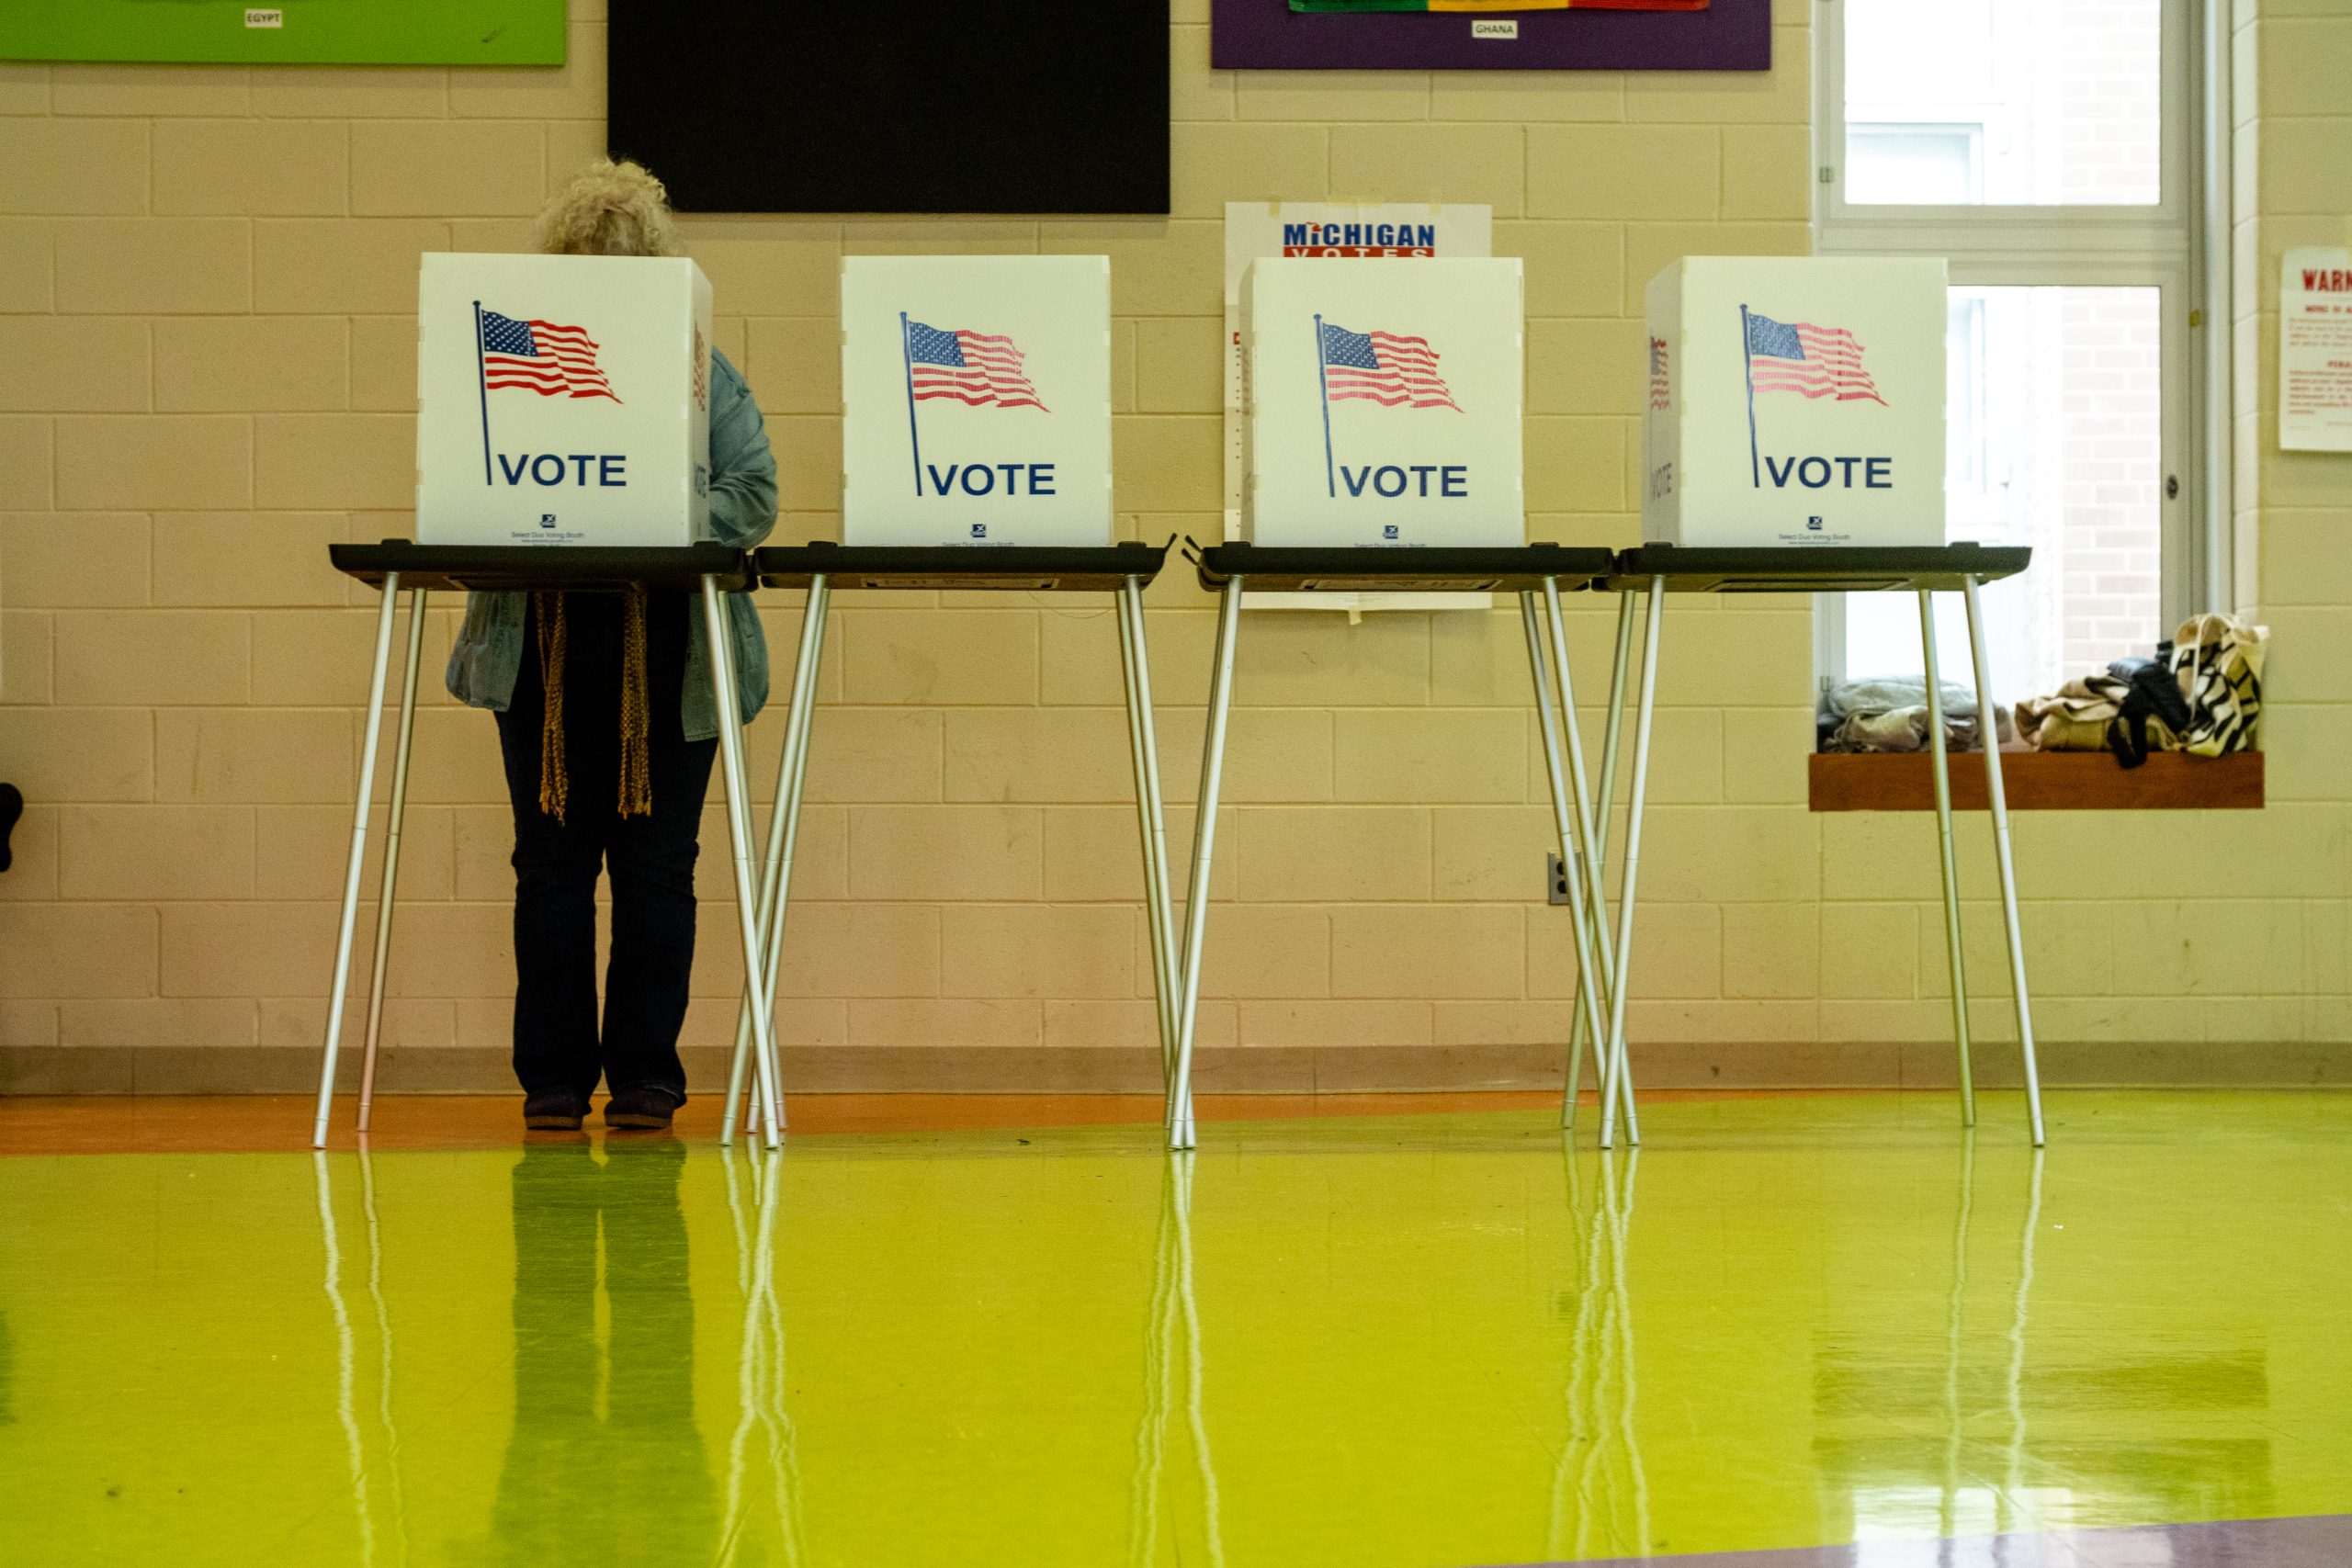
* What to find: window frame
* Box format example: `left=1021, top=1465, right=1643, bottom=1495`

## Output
left=1808, top=0, right=2226, bottom=698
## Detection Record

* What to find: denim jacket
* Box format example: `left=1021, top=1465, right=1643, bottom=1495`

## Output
left=443, top=349, right=776, bottom=740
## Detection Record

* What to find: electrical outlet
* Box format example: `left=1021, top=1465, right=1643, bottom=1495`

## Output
left=1546, top=852, right=1569, bottom=906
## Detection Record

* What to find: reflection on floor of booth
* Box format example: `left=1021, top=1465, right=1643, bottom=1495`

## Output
left=1, top=1090, right=2346, bottom=1567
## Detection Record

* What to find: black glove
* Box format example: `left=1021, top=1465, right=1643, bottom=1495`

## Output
left=0, top=784, right=20, bottom=875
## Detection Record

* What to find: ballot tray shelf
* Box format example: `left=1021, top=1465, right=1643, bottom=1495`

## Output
left=1601, top=543, right=2032, bottom=593
left=329, top=541, right=754, bottom=593
left=1193, top=542, right=1615, bottom=594
left=756, top=541, right=1170, bottom=592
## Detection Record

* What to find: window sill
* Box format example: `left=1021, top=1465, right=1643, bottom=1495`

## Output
left=1808, top=750, right=2265, bottom=812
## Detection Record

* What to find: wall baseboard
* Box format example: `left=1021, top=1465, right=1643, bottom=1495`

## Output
left=5, top=1041, right=2349, bottom=1096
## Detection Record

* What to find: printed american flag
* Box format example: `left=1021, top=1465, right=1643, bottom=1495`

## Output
left=480, top=310, right=619, bottom=402
left=1319, top=321, right=1460, bottom=411
left=1648, top=336, right=1670, bottom=411
left=906, top=320, right=1046, bottom=411
left=1744, top=310, right=1884, bottom=404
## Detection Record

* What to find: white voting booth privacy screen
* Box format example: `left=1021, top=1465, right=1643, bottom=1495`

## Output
left=1220, top=203, right=1494, bottom=532
left=416, top=253, right=713, bottom=547
left=841, top=255, right=1113, bottom=547
left=1643, top=256, right=1947, bottom=548
left=1241, top=256, right=1524, bottom=549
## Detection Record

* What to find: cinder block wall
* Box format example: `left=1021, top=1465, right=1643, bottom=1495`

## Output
left=0, top=0, right=2344, bottom=1092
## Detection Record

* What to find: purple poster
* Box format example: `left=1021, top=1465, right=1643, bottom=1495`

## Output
left=1212, top=0, right=1770, bottom=72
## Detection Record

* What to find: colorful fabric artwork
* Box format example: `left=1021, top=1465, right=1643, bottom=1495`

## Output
left=1291, top=1, right=1708, bottom=13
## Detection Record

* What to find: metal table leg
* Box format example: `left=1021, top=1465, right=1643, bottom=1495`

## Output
left=356, top=587, right=427, bottom=1134
left=1917, top=590, right=1976, bottom=1125
left=1563, top=592, right=1640, bottom=1132
left=702, top=576, right=784, bottom=1150
left=1119, top=577, right=1181, bottom=1082
left=1544, top=581, right=1631, bottom=1136
left=1961, top=576, right=2045, bottom=1145
left=734, top=616, right=827, bottom=1145
left=722, top=576, right=830, bottom=1145
left=1168, top=577, right=1245, bottom=1151
left=312, top=572, right=405, bottom=1149
left=1521, top=592, right=1614, bottom=1136
left=1598, top=579, right=1665, bottom=1150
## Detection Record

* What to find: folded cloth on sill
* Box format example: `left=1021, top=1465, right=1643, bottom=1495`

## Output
left=1819, top=676, right=2010, bottom=753
left=2015, top=676, right=2161, bottom=762
left=2015, top=614, right=2267, bottom=768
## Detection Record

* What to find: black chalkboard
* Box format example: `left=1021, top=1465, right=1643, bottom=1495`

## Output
left=607, top=1, right=1170, bottom=216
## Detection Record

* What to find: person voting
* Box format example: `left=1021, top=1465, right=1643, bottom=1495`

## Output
left=428, top=160, right=779, bottom=1134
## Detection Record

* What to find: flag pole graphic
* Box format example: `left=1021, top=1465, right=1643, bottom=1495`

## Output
left=1314, top=313, right=1337, bottom=500
left=473, top=299, right=493, bottom=486
left=1740, top=303, right=1760, bottom=490
left=900, top=310, right=924, bottom=497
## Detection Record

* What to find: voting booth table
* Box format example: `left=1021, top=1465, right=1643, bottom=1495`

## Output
left=310, top=250, right=814, bottom=1144
left=1628, top=255, right=2046, bottom=1145
left=307, top=543, right=786, bottom=1145
left=1155, top=255, right=1658, bottom=1150
left=1593, top=544, right=2046, bottom=1149
left=699, top=254, right=1197, bottom=1142
left=1174, top=543, right=1620, bottom=1152
left=730, top=541, right=1180, bottom=1143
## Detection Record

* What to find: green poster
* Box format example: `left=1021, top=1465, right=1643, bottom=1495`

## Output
left=0, top=0, right=566, bottom=66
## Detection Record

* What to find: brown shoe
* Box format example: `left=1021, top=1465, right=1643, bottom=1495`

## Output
left=604, top=1087, right=679, bottom=1131
left=523, top=1092, right=587, bottom=1131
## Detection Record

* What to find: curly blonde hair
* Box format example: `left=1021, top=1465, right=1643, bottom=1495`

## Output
left=533, top=157, right=683, bottom=259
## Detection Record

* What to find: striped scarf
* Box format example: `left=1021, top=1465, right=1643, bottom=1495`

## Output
left=531, top=588, right=654, bottom=824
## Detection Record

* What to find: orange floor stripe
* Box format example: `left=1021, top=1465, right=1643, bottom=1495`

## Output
left=0, top=1088, right=1883, bottom=1156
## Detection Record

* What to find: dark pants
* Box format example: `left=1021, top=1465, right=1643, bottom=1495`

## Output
left=494, top=592, right=717, bottom=1104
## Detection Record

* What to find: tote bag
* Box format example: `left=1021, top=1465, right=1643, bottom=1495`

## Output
left=2168, top=613, right=2267, bottom=758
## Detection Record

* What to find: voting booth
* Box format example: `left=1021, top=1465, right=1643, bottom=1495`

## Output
left=1239, top=256, right=1523, bottom=548
left=416, top=253, right=715, bottom=547
left=841, top=255, right=1114, bottom=547
left=1643, top=256, right=1946, bottom=549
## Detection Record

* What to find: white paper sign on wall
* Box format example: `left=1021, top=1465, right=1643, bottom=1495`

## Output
left=416, top=253, right=712, bottom=547
left=841, top=255, right=1112, bottom=548
left=1643, top=256, right=1947, bottom=549
left=2280, top=246, right=2352, bottom=454
left=1240, top=256, right=1523, bottom=549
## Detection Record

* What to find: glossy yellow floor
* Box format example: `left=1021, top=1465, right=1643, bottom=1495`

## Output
left=2, top=1090, right=2348, bottom=1566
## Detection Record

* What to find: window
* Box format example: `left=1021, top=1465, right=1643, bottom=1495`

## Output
left=1814, top=0, right=2217, bottom=709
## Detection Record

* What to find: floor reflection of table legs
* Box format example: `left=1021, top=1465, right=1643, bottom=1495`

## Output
left=313, top=1150, right=408, bottom=1565
left=1931, top=1135, right=2047, bottom=1541
left=722, top=1145, right=802, bottom=1565
left=1549, top=1149, right=1647, bottom=1562
left=1130, top=1154, right=1224, bottom=1568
